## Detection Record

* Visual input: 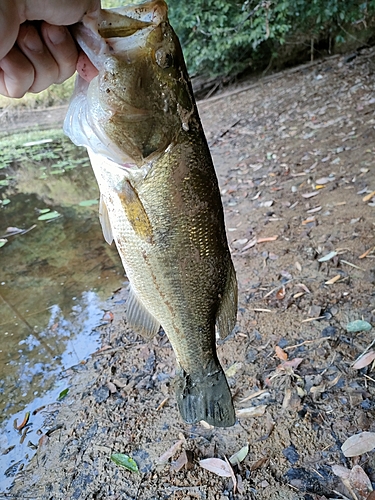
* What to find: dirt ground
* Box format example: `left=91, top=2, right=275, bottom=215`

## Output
left=5, top=47, right=375, bottom=499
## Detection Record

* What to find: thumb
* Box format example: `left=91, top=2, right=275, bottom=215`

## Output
left=0, top=2, right=20, bottom=59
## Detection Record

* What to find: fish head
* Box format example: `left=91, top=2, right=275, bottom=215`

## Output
left=72, top=0, right=194, bottom=165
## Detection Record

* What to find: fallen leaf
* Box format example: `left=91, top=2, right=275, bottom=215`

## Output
left=363, top=190, right=375, bottom=202
left=111, top=453, right=138, bottom=472
left=57, top=388, right=69, bottom=401
left=352, top=350, right=375, bottom=370
left=0, top=238, right=7, bottom=248
left=349, top=465, right=373, bottom=499
left=229, top=444, right=249, bottom=466
left=171, top=450, right=194, bottom=472
left=359, top=247, right=375, bottom=259
left=301, top=191, right=319, bottom=198
left=257, top=236, right=278, bottom=243
left=225, top=362, right=243, bottom=377
left=318, top=251, right=338, bottom=262
left=280, top=358, right=304, bottom=370
left=78, top=199, right=98, bottom=207
left=302, top=217, right=315, bottom=225
left=346, top=320, right=372, bottom=333
left=275, top=346, right=288, bottom=361
left=332, top=464, right=350, bottom=479
left=236, top=405, right=267, bottom=418
left=199, top=458, right=233, bottom=477
left=14, top=411, right=30, bottom=431
left=341, top=432, right=375, bottom=457
left=38, top=211, right=61, bottom=221
left=325, top=275, right=341, bottom=285
left=156, top=440, right=184, bottom=465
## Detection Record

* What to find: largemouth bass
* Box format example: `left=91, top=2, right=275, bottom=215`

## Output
left=64, top=0, right=237, bottom=427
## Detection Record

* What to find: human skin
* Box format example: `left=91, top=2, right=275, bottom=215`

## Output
left=0, top=0, right=99, bottom=98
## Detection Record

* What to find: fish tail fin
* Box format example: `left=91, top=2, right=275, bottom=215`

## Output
left=175, top=361, right=235, bottom=427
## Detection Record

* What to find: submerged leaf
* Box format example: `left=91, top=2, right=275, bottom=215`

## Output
left=79, top=199, right=98, bottom=207
left=111, top=453, right=139, bottom=472
left=58, top=388, right=69, bottom=400
left=38, top=211, right=61, bottom=221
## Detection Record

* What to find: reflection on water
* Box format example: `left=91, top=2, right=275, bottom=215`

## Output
left=0, top=130, right=125, bottom=490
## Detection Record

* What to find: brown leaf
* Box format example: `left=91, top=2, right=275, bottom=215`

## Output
left=275, top=346, right=288, bottom=361
left=349, top=465, right=373, bottom=499
left=257, top=236, right=278, bottom=243
left=342, top=432, right=375, bottom=457
left=363, top=190, right=375, bottom=202
left=352, top=350, right=375, bottom=370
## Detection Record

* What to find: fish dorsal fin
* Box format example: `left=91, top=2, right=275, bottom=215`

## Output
left=99, top=194, right=114, bottom=245
left=216, top=262, right=238, bottom=339
left=126, top=286, right=160, bottom=340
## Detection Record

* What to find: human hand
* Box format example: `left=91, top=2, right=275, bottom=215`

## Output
left=0, top=0, right=99, bottom=98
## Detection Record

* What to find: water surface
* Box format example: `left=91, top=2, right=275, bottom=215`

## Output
left=0, top=130, right=125, bottom=489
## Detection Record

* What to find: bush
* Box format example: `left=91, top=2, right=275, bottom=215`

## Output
left=168, top=0, right=375, bottom=77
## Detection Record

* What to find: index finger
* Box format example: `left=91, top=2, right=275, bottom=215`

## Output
left=0, top=2, right=20, bottom=59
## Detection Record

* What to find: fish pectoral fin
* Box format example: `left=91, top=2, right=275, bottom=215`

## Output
left=126, top=286, right=160, bottom=339
left=216, top=262, right=238, bottom=339
left=99, top=195, right=114, bottom=245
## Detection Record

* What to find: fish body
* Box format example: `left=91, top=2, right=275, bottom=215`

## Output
left=64, top=0, right=237, bottom=427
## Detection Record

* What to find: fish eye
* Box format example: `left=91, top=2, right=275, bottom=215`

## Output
left=155, top=49, right=173, bottom=69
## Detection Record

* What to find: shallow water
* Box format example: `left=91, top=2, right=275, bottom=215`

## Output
left=0, top=130, right=125, bottom=489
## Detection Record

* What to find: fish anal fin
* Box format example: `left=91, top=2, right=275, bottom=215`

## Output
left=126, top=286, right=160, bottom=340
left=99, top=195, right=114, bottom=245
left=216, top=261, right=238, bottom=339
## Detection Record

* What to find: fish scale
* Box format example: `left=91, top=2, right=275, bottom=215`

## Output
left=64, top=0, right=237, bottom=427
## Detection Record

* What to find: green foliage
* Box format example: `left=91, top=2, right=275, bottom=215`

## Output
left=168, top=0, right=375, bottom=77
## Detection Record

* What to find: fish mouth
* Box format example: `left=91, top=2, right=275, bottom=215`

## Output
left=73, top=0, right=168, bottom=67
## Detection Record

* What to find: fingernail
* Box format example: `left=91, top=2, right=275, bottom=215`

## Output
left=47, top=25, right=67, bottom=45
left=23, top=27, right=44, bottom=53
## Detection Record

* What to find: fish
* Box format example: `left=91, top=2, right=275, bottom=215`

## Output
left=64, top=0, right=238, bottom=427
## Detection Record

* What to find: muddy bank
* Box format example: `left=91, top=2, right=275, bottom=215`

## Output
left=4, top=48, right=375, bottom=499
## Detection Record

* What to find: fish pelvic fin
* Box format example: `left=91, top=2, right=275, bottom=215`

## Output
left=99, top=195, right=114, bottom=245
left=216, top=261, right=238, bottom=339
left=175, top=361, right=236, bottom=427
left=126, top=286, right=160, bottom=339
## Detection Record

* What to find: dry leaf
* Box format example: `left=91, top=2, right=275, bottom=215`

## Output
left=352, top=350, right=375, bottom=370
left=257, top=236, right=278, bottom=243
left=349, top=465, right=373, bottom=499
left=236, top=405, right=267, bottom=418
left=156, top=439, right=184, bottom=464
left=363, top=190, right=375, bottom=202
left=325, top=275, right=341, bottom=285
left=199, top=458, right=233, bottom=477
left=280, top=358, right=303, bottom=369
left=332, top=464, right=351, bottom=479
left=171, top=450, right=194, bottom=472
left=275, top=346, right=288, bottom=361
left=301, top=191, right=319, bottom=198
left=225, top=362, right=243, bottom=377
left=229, top=444, right=249, bottom=466
left=341, top=432, right=375, bottom=457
